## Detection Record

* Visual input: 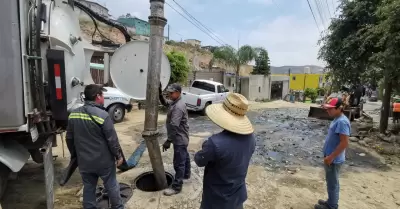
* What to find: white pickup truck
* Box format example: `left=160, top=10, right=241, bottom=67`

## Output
left=182, top=79, right=230, bottom=115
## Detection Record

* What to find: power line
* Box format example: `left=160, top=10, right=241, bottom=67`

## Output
left=325, top=0, right=332, bottom=18
left=306, top=0, right=321, bottom=34
left=170, top=0, right=229, bottom=46
left=164, top=1, right=225, bottom=45
left=314, top=0, right=326, bottom=30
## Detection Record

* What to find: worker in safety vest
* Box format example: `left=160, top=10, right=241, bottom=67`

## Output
left=392, top=96, right=400, bottom=124
left=66, top=84, right=124, bottom=209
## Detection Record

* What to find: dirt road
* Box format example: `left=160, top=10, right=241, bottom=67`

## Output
left=1, top=101, right=400, bottom=209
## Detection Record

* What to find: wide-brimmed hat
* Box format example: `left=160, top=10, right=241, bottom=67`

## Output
left=205, top=93, right=254, bottom=135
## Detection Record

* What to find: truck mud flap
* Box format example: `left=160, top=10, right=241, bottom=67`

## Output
left=308, top=106, right=333, bottom=120
left=41, top=137, right=55, bottom=209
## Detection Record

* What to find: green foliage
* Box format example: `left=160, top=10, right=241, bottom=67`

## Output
left=252, top=48, right=271, bottom=75
left=304, top=88, right=318, bottom=102
left=316, top=87, right=325, bottom=96
left=166, top=51, right=190, bottom=84
left=213, top=45, right=259, bottom=92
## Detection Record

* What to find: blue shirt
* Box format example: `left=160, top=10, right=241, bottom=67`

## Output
left=194, top=131, right=256, bottom=209
left=323, top=114, right=351, bottom=164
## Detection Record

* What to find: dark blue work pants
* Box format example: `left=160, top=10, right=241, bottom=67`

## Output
left=80, top=166, right=124, bottom=209
left=171, top=145, right=191, bottom=191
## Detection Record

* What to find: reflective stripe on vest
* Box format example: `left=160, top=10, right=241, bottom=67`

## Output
left=68, top=112, right=105, bottom=124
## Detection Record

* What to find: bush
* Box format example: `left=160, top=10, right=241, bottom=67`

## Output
left=304, top=88, right=318, bottom=102
left=166, top=51, right=190, bottom=84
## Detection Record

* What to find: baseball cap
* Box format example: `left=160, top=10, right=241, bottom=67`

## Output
left=84, top=84, right=107, bottom=101
left=323, top=97, right=343, bottom=109
left=166, top=83, right=182, bottom=93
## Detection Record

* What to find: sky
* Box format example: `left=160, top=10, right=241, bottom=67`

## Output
left=96, top=0, right=339, bottom=67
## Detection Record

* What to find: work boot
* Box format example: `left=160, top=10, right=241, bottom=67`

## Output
left=163, top=188, right=180, bottom=196
left=183, top=176, right=191, bottom=183
left=317, top=199, right=338, bottom=209
left=314, top=203, right=337, bottom=209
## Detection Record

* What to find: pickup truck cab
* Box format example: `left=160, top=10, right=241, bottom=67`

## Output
left=182, top=79, right=229, bottom=115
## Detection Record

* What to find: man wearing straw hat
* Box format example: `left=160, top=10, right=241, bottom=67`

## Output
left=194, top=93, right=256, bottom=209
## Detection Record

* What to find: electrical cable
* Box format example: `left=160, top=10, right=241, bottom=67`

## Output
left=171, top=0, right=229, bottom=46
left=325, top=0, right=332, bottom=18
left=314, top=0, right=327, bottom=30
left=74, top=0, right=131, bottom=42
left=165, top=1, right=225, bottom=46
left=306, top=0, right=322, bottom=34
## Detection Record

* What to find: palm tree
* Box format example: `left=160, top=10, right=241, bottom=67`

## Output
left=213, top=45, right=258, bottom=93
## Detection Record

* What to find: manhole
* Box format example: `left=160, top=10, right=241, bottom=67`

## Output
left=134, top=171, right=174, bottom=192
left=96, top=183, right=133, bottom=209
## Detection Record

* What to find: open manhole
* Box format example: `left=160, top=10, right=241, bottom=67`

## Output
left=134, top=171, right=174, bottom=192
left=96, top=183, right=133, bottom=208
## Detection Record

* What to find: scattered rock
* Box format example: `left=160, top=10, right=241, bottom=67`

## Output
left=358, top=153, right=366, bottom=157
left=358, top=140, right=367, bottom=147
left=363, top=137, right=374, bottom=144
left=358, top=123, right=373, bottom=131
left=358, top=131, right=368, bottom=136
left=349, top=137, right=359, bottom=142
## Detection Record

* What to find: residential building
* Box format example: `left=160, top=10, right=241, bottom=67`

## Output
left=185, top=39, right=201, bottom=48
left=76, top=0, right=110, bottom=19
left=117, top=15, right=150, bottom=37
left=272, top=73, right=326, bottom=91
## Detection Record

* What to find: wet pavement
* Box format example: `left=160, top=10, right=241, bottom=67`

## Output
left=184, top=108, right=390, bottom=172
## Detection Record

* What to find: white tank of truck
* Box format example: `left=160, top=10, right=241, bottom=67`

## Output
left=0, top=0, right=170, bottom=206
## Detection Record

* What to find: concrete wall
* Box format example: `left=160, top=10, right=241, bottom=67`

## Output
left=241, top=75, right=270, bottom=101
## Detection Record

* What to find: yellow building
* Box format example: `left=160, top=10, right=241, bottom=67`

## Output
left=272, top=73, right=326, bottom=91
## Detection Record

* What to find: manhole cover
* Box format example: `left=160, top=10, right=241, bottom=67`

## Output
left=134, top=171, right=174, bottom=192
left=96, top=183, right=132, bottom=209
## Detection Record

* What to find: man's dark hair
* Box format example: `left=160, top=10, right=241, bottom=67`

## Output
left=84, top=84, right=106, bottom=101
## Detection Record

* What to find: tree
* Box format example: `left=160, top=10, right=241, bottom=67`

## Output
left=252, top=48, right=271, bottom=75
left=366, top=0, right=400, bottom=132
left=213, top=45, right=258, bottom=93
left=166, top=51, right=190, bottom=84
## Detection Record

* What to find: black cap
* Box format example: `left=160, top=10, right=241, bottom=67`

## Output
left=84, top=84, right=107, bottom=101
left=166, top=83, right=182, bottom=93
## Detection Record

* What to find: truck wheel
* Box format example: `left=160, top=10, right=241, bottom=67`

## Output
left=29, top=149, right=44, bottom=164
left=109, top=104, right=125, bottom=123
left=0, top=163, right=10, bottom=199
left=201, top=102, right=211, bottom=116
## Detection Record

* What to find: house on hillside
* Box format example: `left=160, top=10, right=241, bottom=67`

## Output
left=117, top=14, right=150, bottom=38
left=185, top=39, right=201, bottom=48
left=271, top=73, right=326, bottom=91
left=75, top=0, right=110, bottom=19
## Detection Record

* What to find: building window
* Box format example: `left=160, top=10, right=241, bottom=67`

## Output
left=292, top=76, right=296, bottom=81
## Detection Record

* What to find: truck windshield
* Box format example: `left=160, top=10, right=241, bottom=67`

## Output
left=192, top=81, right=215, bottom=92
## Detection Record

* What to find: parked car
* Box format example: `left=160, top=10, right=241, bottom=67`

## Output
left=182, top=79, right=230, bottom=115
left=80, top=87, right=133, bottom=123
left=369, top=90, right=378, bottom=102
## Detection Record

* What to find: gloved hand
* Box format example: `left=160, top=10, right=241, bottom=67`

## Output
left=162, top=140, right=171, bottom=152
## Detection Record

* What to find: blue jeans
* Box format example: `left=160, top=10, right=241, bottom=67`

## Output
left=80, top=166, right=124, bottom=209
left=172, top=145, right=191, bottom=191
left=324, top=163, right=342, bottom=209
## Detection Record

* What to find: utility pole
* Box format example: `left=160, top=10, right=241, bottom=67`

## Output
left=143, top=0, right=168, bottom=189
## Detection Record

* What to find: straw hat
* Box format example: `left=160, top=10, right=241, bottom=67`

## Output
left=205, top=93, right=254, bottom=135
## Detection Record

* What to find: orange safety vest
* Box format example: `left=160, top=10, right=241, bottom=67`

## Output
left=393, top=103, right=400, bottom=113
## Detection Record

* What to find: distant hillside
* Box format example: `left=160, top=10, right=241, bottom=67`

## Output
left=271, top=65, right=324, bottom=74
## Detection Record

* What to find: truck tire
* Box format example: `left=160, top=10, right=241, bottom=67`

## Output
left=29, top=149, right=44, bottom=164
left=108, top=104, right=125, bottom=123
left=201, top=102, right=211, bottom=116
left=0, top=163, right=10, bottom=200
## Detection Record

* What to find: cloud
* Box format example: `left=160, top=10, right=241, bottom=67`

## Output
left=244, top=15, right=324, bottom=66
